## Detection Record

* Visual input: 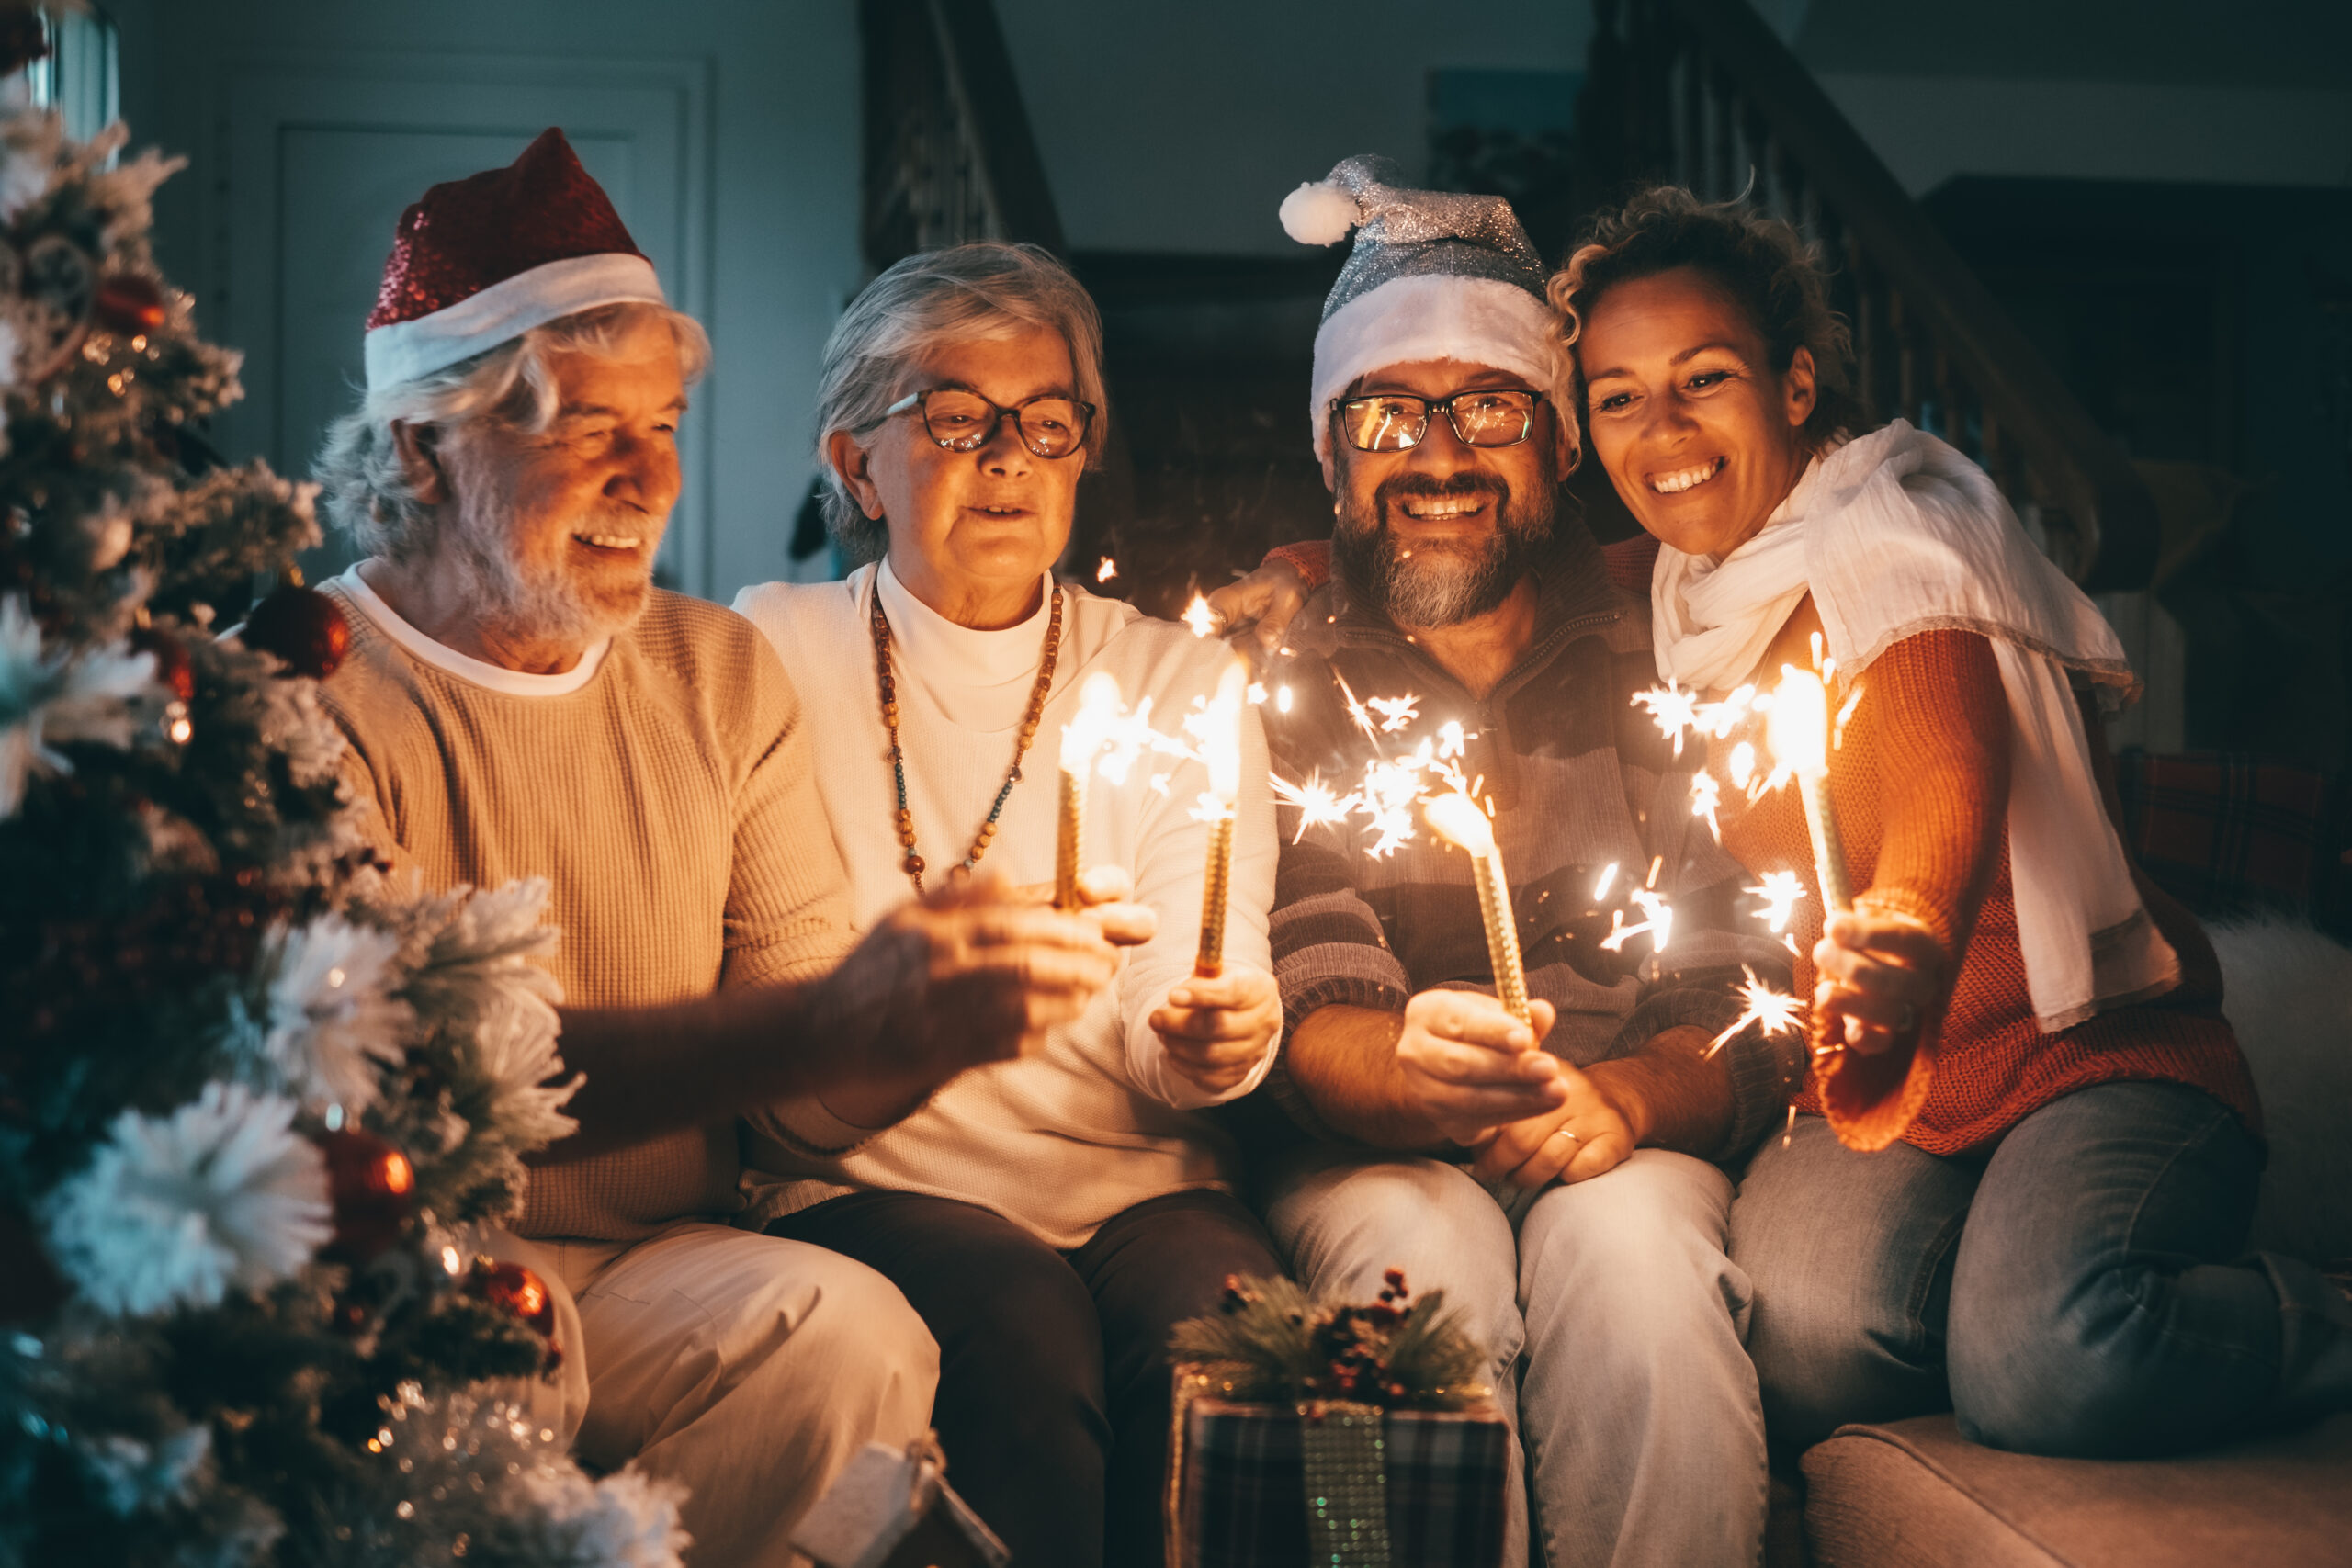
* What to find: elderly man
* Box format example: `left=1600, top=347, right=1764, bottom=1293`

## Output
left=1224, top=157, right=1802, bottom=1568
left=311, top=130, right=1124, bottom=1567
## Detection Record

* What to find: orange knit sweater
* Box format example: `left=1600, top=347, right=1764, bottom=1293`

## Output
left=1710, top=628, right=2259, bottom=1155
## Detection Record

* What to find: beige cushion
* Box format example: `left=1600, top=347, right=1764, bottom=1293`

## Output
left=1802, top=1414, right=2352, bottom=1568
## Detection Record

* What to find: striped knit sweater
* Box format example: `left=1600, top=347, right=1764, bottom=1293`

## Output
left=317, top=570, right=854, bottom=1242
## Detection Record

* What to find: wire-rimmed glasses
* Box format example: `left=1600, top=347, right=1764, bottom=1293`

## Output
left=1331, top=389, right=1546, bottom=453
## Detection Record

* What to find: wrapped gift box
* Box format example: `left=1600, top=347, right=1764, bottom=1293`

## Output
left=1167, top=1368, right=1510, bottom=1568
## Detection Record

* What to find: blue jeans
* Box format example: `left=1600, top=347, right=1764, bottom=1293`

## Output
left=1264, top=1145, right=1766, bottom=1568
left=1730, top=1082, right=2352, bottom=1457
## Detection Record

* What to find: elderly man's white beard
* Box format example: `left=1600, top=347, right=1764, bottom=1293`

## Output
left=445, top=502, right=655, bottom=646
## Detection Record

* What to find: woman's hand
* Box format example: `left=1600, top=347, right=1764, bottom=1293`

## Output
left=1204, top=557, right=1310, bottom=662
left=1150, top=964, right=1282, bottom=1096
left=1468, top=1068, right=1638, bottom=1189
left=1393, top=990, right=1568, bottom=1148
left=1813, top=907, right=1945, bottom=1055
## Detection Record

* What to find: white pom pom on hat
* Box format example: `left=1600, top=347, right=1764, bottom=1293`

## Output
left=1279, top=180, right=1361, bottom=247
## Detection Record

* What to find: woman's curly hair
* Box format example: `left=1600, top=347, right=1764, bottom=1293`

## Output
left=1547, top=186, right=1862, bottom=457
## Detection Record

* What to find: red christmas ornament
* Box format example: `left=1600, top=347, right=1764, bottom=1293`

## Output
left=130, top=625, right=194, bottom=704
left=95, top=274, right=167, bottom=335
left=468, top=1258, right=563, bottom=1369
left=317, top=1127, right=415, bottom=1264
left=240, top=581, right=350, bottom=680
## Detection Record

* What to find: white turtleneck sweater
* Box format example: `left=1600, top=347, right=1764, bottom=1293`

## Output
left=729, top=562, right=1279, bottom=1248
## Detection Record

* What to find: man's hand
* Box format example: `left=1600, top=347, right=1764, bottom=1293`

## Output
left=1204, top=557, right=1310, bottom=662
left=1469, top=1066, right=1639, bottom=1189
left=1013, top=863, right=1158, bottom=948
left=1150, top=964, right=1282, bottom=1096
left=1393, top=989, right=1568, bottom=1148
left=1814, top=907, right=1944, bottom=1055
left=824, top=872, right=1121, bottom=1088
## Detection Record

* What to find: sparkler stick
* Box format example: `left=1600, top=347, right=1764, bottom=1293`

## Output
left=1057, top=672, right=1123, bottom=910
left=1193, top=661, right=1248, bottom=977
left=1423, top=792, right=1530, bottom=1026
left=1766, top=665, right=1851, bottom=912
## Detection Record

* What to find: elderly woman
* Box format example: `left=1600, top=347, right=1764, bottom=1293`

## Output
left=729, top=242, right=1285, bottom=1568
left=1553, top=188, right=2346, bottom=1460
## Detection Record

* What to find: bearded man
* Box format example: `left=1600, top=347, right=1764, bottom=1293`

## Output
left=1235, top=158, right=1802, bottom=1568
left=311, top=131, right=1127, bottom=1567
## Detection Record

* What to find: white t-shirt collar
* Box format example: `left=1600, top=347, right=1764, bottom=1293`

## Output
left=330, top=566, right=612, bottom=697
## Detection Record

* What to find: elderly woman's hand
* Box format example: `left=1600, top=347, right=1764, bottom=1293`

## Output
left=1204, top=556, right=1310, bottom=663
left=1150, top=963, right=1282, bottom=1096
left=1813, top=906, right=1945, bottom=1055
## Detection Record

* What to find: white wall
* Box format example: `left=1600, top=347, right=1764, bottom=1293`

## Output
left=110, top=0, right=863, bottom=606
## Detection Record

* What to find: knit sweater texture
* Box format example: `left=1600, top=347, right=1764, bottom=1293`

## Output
left=729, top=566, right=1279, bottom=1250
left=317, top=572, right=854, bottom=1242
left=1708, top=626, right=2258, bottom=1154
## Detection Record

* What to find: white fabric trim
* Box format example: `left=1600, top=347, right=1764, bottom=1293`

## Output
left=363, top=253, right=666, bottom=390
left=1307, top=273, right=1556, bottom=461
left=1650, top=422, right=2172, bottom=1032
left=328, top=566, right=611, bottom=696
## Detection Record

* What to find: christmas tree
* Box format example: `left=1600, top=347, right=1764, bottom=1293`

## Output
left=0, top=67, right=689, bottom=1568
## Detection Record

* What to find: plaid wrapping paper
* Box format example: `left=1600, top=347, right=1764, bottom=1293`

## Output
left=1167, top=1372, right=1509, bottom=1568
left=2112, top=750, right=2336, bottom=917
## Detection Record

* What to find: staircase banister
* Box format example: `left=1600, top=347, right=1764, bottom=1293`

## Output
left=927, top=0, right=1067, bottom=253
left=1659, top=0, right=2157, bottom=591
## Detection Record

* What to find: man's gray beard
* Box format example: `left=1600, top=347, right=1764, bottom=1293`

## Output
left=443, top=502, right=653, bottom=646
left=1333, top=474, right=1555, bottom=629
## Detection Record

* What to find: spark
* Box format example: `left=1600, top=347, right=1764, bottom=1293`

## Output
left=1335, top=672, right=1382, bottom=745
left=1592, top=861, right=1619, bottom=900
left=1096, top=556, right=1118, bottom=582
left=1271, top=771, right=1351, bottom=842
left=1633, top=682, right=1704, bottom=758
left=1247, top=681, right=1268, bottom=705
left=1707, top=965, right=1807, bottom=1058
left=1728, top=740, right=1757, bottom=790
left=1646, top=854, right=1664, bottom=890
left=1746, top=869, right=1807, bottom=932
left=1182, top=593, right=1217, bottom=638
left=1275, top=685, right=1294, bottom=713
left=1690, top=771, right=1723, bottom=843
left=1834, top=682, right=1865, bottom=750
left=1367, top=694, right=1419, bottom=734
left=1600, top=886, right=1674, bottom=954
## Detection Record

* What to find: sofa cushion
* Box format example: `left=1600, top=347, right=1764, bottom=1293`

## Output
left=1802, top=1413, right=2352, bottom=1567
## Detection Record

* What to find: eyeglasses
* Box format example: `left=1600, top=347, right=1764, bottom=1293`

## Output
left=1330, top=389, right=1546, bottom=453
left=880, top=387, right=1096, bottom=459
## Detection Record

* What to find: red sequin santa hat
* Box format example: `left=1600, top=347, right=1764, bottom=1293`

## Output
left=362, top=128, right=666, bottom=390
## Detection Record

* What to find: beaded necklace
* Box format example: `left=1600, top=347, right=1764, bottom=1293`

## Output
left=871, top=581, right=1063, bottom=895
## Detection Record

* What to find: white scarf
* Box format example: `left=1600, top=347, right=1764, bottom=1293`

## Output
left=1652, top=420, right=2176, bottom=1032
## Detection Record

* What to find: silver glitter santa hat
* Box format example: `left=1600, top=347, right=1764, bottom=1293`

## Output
left=1281, top=155, right=1555, bottom=463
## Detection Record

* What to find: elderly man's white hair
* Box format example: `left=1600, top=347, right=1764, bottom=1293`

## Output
left=314, top=300, right=711, bottom=560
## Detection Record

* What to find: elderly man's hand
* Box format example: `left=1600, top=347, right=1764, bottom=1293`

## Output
left=831, top=872, right=1121, bottom=1087
left=1150, top=964, right=1281, bottom=1096
left=1204, top=556, right=1310, bottom=663
left=1394, top=989, right=1568, bottom=1148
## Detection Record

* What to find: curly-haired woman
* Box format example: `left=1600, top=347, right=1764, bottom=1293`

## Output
left=1214, top=189, right=2348, bottom=1461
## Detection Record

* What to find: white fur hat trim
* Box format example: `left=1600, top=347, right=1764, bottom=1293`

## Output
left=1308, top=273, right=1557, bottom=462
left=363, top=252, right=666, bottom=391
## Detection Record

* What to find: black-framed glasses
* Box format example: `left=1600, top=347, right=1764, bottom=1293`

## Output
left=1330, top=388, right=1546, bottom=453
left=881, top=386, right=1096, bottom=459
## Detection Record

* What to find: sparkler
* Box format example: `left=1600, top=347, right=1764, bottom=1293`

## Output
left=1192, top=661, right=1248, bottom=977
left=1057, top=671, right=1124, bottom=909
left=1182, top=593, right=1217, bottom=638
left=1423, top=791, right=1530, bottom=1025
left=1766, top=664, right=1851, bottom=912
left=1707, top=965, right=1806, bottom=1058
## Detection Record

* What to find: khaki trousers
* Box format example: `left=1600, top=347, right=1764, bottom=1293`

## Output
left=489, top=1221, right=940, bottom=1568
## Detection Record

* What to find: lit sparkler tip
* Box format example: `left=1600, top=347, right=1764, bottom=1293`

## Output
left=1182, top=592, right=1217, bottom=638
left=1096, top=555, right=1118, bottom=582
left=1707, top=965, right=1806, bottom=1057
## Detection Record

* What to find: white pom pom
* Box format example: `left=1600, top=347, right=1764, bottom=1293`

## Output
left=1279, top=181, right=1359, bottom=247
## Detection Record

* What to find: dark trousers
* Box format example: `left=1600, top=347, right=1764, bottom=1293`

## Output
left=769, top=1187, right=1283, bottom=1568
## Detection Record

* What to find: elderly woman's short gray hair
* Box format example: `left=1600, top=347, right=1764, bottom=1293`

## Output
left=314, top=301, right=711, bottom=560
left=814, top=242, right=1108, bottom=566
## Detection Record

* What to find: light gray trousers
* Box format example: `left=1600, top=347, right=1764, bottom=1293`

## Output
left=1263, top=1145, right=1767, bottom=1568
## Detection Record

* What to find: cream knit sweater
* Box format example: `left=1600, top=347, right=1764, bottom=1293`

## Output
left=318, top=570, right=854, bottom=1243
left=731, top=564, right=1279, bottom=1248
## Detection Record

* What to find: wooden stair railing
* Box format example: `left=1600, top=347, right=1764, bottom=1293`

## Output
left=1579, top=0, right=2158, bottom=592
left=859, top=0, right=1136, bottom=579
